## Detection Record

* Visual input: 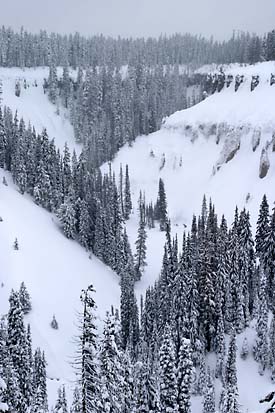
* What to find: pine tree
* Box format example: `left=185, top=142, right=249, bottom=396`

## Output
left=0, top=107, right=6, bottom=169
left=177, top=338, right=193, bottom=413
left=120, top=260, right=139, bottom=351
left=58, top=198, right=76, bottom=239
left=2, top=362, right=21, bottom=412
left=134, top=192, right=147, bottom=279
left=254, top=267, right=269, bottom=375
left=264, top=207, right=275, bottom=304
left=215, top=303, right=225, bottom=380
left=0, top=376, right=8, bottom=413
left=78, top=200, right=90, bottom=250
left=19, top=282, right=32, bottom=314
left=99, top=313, right=123, bottom=413
left=255, top=195, right=270, bottom=261
left=54, top=386, right=68, bottom=413
left=79, top=285, right=101, bottom=413
left=155, top=178, right=168, bottom=231
left=6, top=290, right=32, bottom=412
left=124, top=164, right=132, bottom=219
left=203, top=369, right=215, bottom=413
left=159, top=325, right=178, bottom=412
left=70, top=387, right=81, bottom=413
left=270, top=315, right=275, bottom=381
left=220, top=332, right=239, bottom=413
left=48, top=65, right=58, bottom=104
left=33, top=348, right=47, bottom=412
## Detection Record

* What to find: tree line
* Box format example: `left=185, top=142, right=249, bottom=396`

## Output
left=0, top=27, right=275, bottom=68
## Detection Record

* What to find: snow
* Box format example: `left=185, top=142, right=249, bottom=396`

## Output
left=0, top=67, right=81, bottom=155
left=0, top=62, right=275, bottom=412
left=102, top=63, right=275, bottom=413
left=0, top=170, right=120, bottom=406
left=105, top=63, right=275, bottom=299
left=196, top=61, right=275, bottom=78
left=165, top=77, right=275, bottom=131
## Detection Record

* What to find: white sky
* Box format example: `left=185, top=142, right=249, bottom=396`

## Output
left=1, top=0, right=274, bottom=39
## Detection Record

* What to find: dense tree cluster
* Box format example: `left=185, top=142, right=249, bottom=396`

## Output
left=46, top=65, right=275, bottom=166
left=0, top=27, right=275, bottom=68
left=0, top=105, right=140, bottom=277
left=76, top=195, right=275, bottom=413
left=0, top=287, right=47, bottom=413
left=45, top=64, right=195, bottom=166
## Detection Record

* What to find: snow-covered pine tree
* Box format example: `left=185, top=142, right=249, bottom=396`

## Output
left=78, top=199, right=90, bottom=250
left=0, top=376, right=8, bottom=412
left=255, top=194, right=270, bottom=261
left=215, top=302, right=226, bottom=380
left=120, top=264, right=139, bottom=354
left=254, top=267, right=269, bottom=375
left=54, top=386, right=68, bottom=413
left=203, top=368, right=215, bottom=413
left=0, top=107, right=6, bottom=169
left=124, top=164, right=132, bottom=220
left=48, top=65, right=58, bottom=104
left=264, top=207, right=275, bottom=303
left=19, top=282, right=32, bottom=314
left=177, top=338, right=193, bottom=413
left=58, top=198, right=76, bottom=239
left=220, top=331, right=240, bottom=413
left=79, top=285, right=101, bottom=413
left=134, top=192, right=147, bottom=280
left=6, top=290, right=32, bottom=412
left=155, top=178, right=168, bottom=231
left=269, top=315, right=275, bottom=381
left=32, top=348, right=48, bottom=412
left=99, top=313, right=123, bottom=412
left=159, top=324, right=178, bottom=412
left=70, top=387, right=81, bottom=413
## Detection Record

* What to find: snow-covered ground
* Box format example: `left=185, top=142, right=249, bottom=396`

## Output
left=196, top=61, right=275, bottom=77
left=1, top=62, right=275, bottom=411
left=0, top=67, right=80, bottom=154
left=103, top=62, right=275, bottom=412
left=105, top=61, right=275, bottom=294
left=0, top=170, right=120, bottom=405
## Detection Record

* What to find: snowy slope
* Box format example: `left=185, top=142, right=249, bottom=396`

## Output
left=0, top=170, right=120, bottom=405
left=0, top=67, right=80, bottom=154
left=104, top=62, right=275, bottom=293
left=102, top=62, right=275, bottom=413
left=0, top=62, right=274, bottom=411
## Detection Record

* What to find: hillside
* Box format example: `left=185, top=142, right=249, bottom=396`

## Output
left=104, top=61, right=275, bottom=290
left=0, top=170, right=120, bottom=405
left=0, top=62, right=275, bottom=412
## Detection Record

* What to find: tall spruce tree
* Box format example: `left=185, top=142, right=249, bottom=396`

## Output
left=177, top=338, right=193, bottom=413
left=79, top=285, right=101, bottom=413
left=155, top=178, right=168, bottom=231
left=134, top=192, right=147, bottom=280
left=159, top=325, right=178, bottom=413
left=220, top=332, right=239, bottom=413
